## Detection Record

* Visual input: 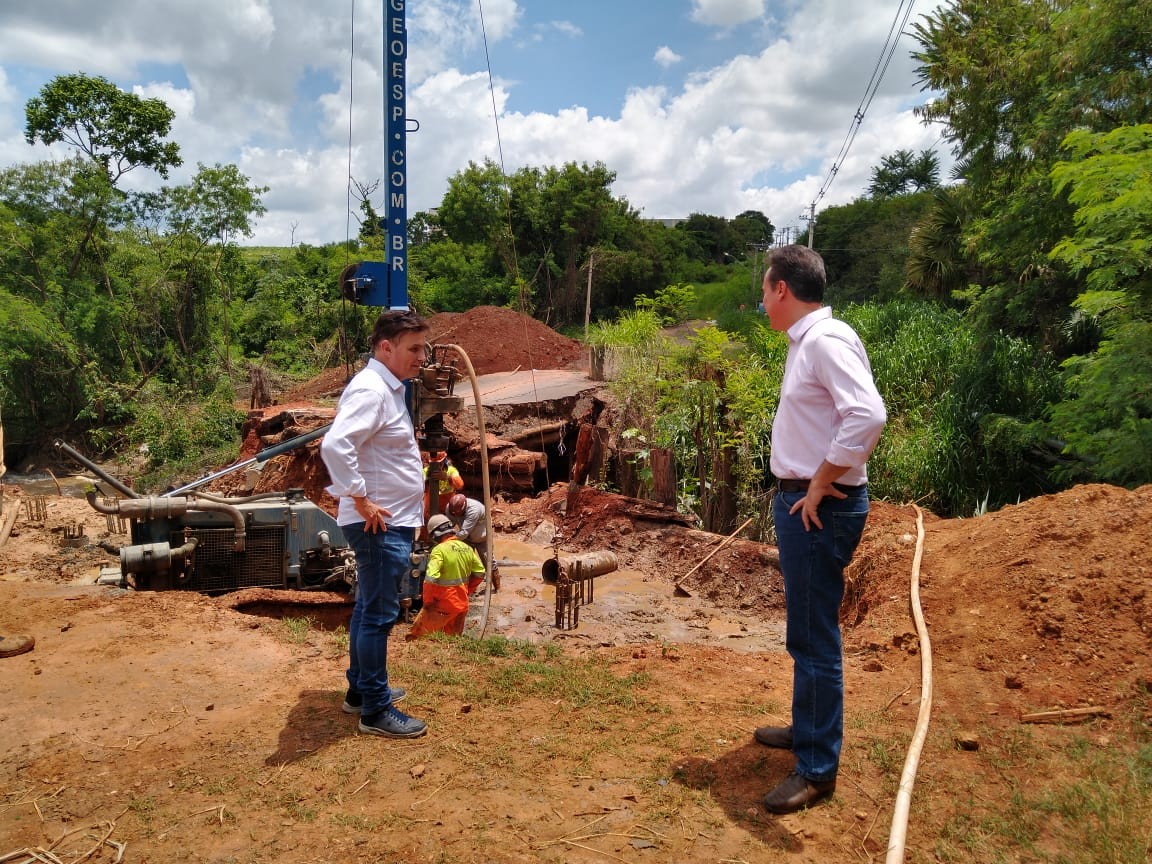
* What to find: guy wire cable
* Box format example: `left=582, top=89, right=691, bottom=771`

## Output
left=338, top=0, right=357, bottom=381
left=886, top=504, right=932, bottom=862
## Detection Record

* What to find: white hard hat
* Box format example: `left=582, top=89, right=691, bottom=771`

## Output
left=427, top=513, right=454, bottom=540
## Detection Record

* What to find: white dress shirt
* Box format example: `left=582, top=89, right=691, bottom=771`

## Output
left=769, top=307, right=886, bottom=486
left=321, top=358, right=425, bottom=528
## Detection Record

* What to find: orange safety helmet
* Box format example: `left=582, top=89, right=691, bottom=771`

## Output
left=447, top=493, right=467, bottom=516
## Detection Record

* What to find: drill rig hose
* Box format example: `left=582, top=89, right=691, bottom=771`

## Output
left=441, top=343, right=494, bottom=639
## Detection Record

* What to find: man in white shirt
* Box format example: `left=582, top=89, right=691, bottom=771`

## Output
left=321, top=310, right=430, bottom=739
left=755, top=245, right=886, bottom=813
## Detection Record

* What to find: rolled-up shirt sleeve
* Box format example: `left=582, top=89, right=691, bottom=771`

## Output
left=817, top=335, right=887, bottom=470
left=321, top=388, right=383, bottom=500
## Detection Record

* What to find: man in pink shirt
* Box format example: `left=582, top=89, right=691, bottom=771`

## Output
left=755, top=245, right=886, bottom=813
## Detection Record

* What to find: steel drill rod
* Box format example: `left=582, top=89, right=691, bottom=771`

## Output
left=163, top=422, right=332, bottom=497
left=53, top=440, right=141, bottom=499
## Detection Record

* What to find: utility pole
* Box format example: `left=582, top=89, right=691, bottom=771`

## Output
left=748, top=241, right=769, bottom=291
left=583, top=249, right=595, bottom=341
left=806, top=202, right=816, bottom=248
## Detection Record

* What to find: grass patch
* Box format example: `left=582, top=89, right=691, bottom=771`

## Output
left=279, top=616, right=316, bottom=645
left=932, top=711, right=1151, bottom=863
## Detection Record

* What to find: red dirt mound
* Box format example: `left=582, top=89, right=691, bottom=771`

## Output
left=426, top=306, right=587, bottom=375
left=279, top=306, right=587, bottom=404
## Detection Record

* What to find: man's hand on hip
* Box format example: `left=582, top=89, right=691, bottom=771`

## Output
left=788, top=460, right=850, bottom=532
left=353, top=496, right=392, bottom=533
left=789, top=481, right=846, bottom=531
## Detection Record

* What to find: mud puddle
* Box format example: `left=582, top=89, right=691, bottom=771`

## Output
left=470, top=539, right=785, bottom=654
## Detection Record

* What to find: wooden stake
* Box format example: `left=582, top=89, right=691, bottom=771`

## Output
left=674, top=517, right=754, bottom=594
left=1021, top=706, right=1110, bottom=724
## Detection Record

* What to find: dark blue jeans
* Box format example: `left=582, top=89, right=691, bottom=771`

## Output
left=343, top=522, right=416, bottom=717
left=773, top=486, right=869, bottom=783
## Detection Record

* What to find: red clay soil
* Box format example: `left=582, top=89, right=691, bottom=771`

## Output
left=0, top=482, right=1150, bottom=862
left=424, top=306, right=588, bottom=375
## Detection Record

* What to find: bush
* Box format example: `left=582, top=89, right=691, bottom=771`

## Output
left=125, top=379, right=244, bottom=490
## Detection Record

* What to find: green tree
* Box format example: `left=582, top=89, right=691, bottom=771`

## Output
left=25, top=73, right=182, bottom=184
left=904, top=184, right=975, bottom=301
left=868, top=149, right=940, bottom=198
left=677, top=213, right=737, bottom=264
left=25, top=73, right=183, bottom=279
left=1049, top=125, right=1152, bottom=317
left=133, top=163, right=268, bottom=385
left=911, top=0, right=1152, bottom=346
left=815, top=191, right=936, bottom=302
left=731, top=210, right=774, bottom=248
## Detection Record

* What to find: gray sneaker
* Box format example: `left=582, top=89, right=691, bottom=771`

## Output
left=358, top=706, right=428, bottom=739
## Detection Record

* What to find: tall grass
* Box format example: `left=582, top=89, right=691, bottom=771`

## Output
left=847, top=301, right=1061, bottom=516
left=590, top=296, right=1061, bottom=520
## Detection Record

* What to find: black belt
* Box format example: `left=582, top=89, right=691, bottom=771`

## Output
left=777, top=479, right=866, bottom=494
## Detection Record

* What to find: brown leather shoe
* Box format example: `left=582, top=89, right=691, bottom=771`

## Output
left=753, top=724, right=793, bottom=748
left=762, top=771, right=836, bottom=814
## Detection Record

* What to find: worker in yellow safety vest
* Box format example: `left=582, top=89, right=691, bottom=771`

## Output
left=405, top=514, right=485, bottom=640
left=422, top=450, right=464, bottom=517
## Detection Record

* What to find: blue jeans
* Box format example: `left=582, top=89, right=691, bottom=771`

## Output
left=343, top=522, right=416, bottom=717
left=773, top=486, right=869, bottom=783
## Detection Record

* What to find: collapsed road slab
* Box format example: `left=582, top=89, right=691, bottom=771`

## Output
left=462, top=370, right=601, bottom=407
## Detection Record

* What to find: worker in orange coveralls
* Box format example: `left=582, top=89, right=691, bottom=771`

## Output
left=405, top=514, right=485, bottom=640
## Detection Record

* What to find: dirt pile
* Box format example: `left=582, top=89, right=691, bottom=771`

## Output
left=425, top=305, right=588, bottom=375
left=277, top=305, right=587, bottom=406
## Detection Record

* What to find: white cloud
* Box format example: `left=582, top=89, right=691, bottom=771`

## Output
left=0, top=0, right=950, bottom=245
left=0, top=68, right=16, bottom=105
left=654, top=46, right=682, bottom=68
left=690, top=0, right=766, bottom=28
left=550, top=20, right=582, bottom=38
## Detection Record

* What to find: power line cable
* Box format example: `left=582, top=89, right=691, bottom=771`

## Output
left=474, top=0, right=552, bottom=485
left=810, top=0, right=918, bottom=213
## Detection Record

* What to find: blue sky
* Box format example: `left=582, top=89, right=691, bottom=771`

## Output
left=0, top=0, right=948, bottom=246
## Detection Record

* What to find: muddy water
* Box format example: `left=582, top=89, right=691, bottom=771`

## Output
left=3, top=473, right=100, bottom=498
left=469, top=538, right=785, bottom=654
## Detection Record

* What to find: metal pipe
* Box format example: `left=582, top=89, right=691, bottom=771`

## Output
left=120, top=536, right=199, bottom=576
left=163, top=422, right=333, bottom=497
left=85, top=491, right=248, bottom=553
left=542, top=551, right=619, bottom=584
left=54, top=440, right=141, bottom=499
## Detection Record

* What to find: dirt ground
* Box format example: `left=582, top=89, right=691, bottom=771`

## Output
left=1, top=479, right=1149, bottom=863
left=1, top=308, right=1149, bottom=862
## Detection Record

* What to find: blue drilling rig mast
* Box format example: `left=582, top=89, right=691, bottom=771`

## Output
left=341, top=0, right=410, bottom=310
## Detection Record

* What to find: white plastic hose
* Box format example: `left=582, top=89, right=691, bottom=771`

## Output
left=442, top=343, right=494, bottom=639
left=885, top=504, right=931, bottom=863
